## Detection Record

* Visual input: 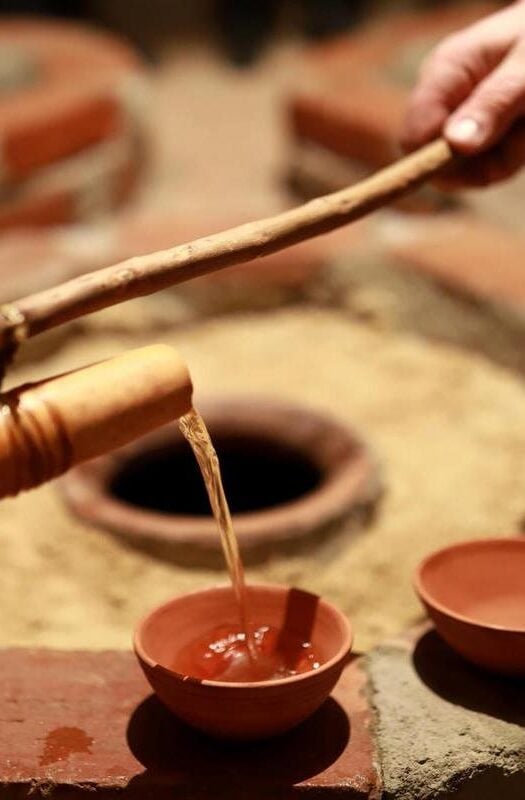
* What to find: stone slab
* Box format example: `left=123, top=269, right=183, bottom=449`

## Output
left=366, top=625, right=525, bottom=800
left=0, top=648, right=380, bottom=799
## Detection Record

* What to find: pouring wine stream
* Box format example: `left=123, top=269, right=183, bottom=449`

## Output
left=179, top=408, right=255, bottom=656
left=178, top=408, right=320, bottom=681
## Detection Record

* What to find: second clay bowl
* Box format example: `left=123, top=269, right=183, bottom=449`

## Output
left=134, top=584, right=353, bottom=739
left=415, top=538, right=525, bottom=675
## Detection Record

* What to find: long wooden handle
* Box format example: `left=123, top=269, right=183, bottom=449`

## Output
left=0, top=138, right=454, bottom=349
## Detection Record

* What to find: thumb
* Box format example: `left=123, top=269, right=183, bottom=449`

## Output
left=445, top=42, right=525, bottom=153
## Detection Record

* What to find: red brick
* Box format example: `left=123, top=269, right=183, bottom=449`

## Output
left=301, top=3, right=498, bottom=88
left=386, top=213, right=525, bottom=311
left=0, top=18, right=144, bottom=184
left=0, top=133, right=140, bottom=231
left=306, top=4, right=497, bottom=80
left=290, top=82, right=406, bottom=168
left=4, top=94, right=124, bottom=182
left=0, top=648, right=380, bottom=798
left=0, top=189, right=76, bottom=231
left=287, top=3, right=498, bottom=172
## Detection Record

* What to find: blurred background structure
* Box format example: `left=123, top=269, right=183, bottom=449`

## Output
left=1, top=0, right=525, bottom=658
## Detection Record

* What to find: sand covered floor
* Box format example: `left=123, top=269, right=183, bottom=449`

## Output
left=4, top=253, right=525, bottom=653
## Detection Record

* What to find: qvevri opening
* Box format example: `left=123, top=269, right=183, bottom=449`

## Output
left=109, top=433, right=323, bottom=516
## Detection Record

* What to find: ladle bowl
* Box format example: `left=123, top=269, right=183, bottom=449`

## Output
left=415, top=538, right=525, bottom=675
left=134, top=584, right=353, bottom=739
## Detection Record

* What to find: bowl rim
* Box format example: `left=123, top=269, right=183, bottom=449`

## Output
left=133, top=582, right=353, bottom=688
left=414, top=537, right=525, bottom=635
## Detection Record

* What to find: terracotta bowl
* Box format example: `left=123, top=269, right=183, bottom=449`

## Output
left=415, top=538, right=525, bottom=675
left=134, top=584, right=353, bottom=740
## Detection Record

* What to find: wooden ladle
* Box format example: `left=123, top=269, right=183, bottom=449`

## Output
left=0, top=138, right=455, bottom=350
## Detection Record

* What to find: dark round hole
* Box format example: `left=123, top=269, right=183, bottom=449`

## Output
left=109, top=435, right=324, bottom=516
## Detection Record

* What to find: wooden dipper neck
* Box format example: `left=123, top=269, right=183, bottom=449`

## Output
left=0, top=344, right=193, bottom=499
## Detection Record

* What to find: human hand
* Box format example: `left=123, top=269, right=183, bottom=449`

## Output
left=401, top=1, right=525, bottom=187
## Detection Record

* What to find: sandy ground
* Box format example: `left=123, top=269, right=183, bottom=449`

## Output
left=3, top=27, right=525, bottom=654
left=4, top=248, right=525, bottom=653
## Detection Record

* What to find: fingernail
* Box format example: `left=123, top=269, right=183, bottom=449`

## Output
left=446, top=117, right=483, bottom=145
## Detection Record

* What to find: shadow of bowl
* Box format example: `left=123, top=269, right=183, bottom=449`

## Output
left=413, top=628, right=525, bottom=726
left=126, top=692, right=350, bottom=789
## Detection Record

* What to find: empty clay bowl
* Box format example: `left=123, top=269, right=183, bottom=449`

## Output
left=415, top=538, right=525, bottom=675
left=134, top=584, right=353, bottom=739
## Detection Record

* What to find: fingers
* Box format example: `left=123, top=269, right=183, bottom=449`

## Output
left=445, top=41, right=525, bottom=154
left=401, top=34, right=492, bottom=152
left=401, top=2, right=522, bottom=153
left=400, top=3, right=525, bottom=187
left=435, top=119, right=525, bottom=188
left=401, top=43, right=471, bottom=151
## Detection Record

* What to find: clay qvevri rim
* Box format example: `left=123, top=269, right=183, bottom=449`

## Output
left=59, top=396, right=381, bottom=561
left=415, top=537, right=525, bottom=634
left=134, top=583, right=353, bottom=738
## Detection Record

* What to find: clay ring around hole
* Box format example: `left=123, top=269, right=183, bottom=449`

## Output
left=59, top=396, right=382, bottom=565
